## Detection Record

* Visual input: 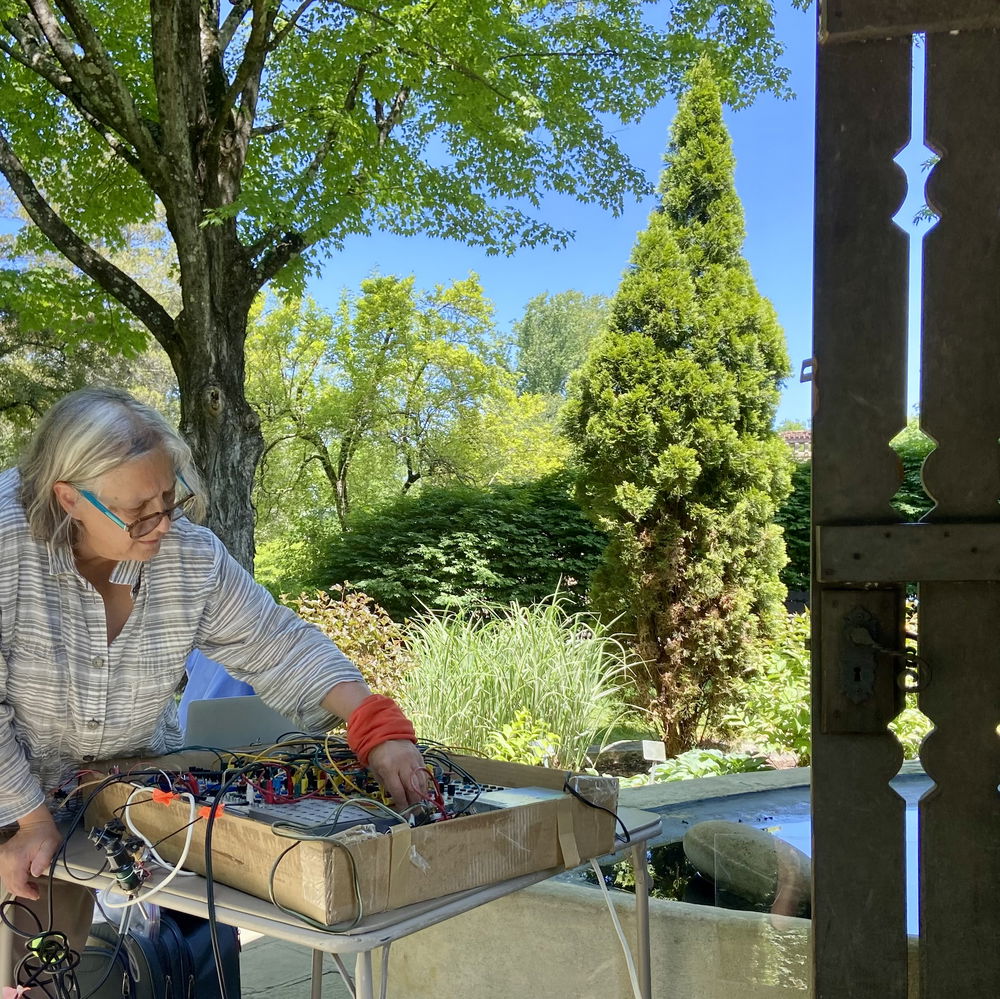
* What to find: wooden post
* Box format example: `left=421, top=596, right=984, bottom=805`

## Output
left=918, top=27, right=1000, bottom=995
left=812, top=28, right=911, bottom=998
left=814, top=3, right=1000, bottom=996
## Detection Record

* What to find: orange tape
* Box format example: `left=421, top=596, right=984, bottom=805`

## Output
left=198, top=803, right=225, bottom=820
left=151, top=789, right=179, bottom=805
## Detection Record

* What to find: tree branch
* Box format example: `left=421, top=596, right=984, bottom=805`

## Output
left=327, top=0, right=512, bottom=101
left=249, top=120, right=286, bottom=138
left=248, top=112, right=351, bottom=271
left=0, top=397, right=46, bottom=417
left=30, top=0, right=161, bottom=170
left=0, top=130, right=176, bottom=348
left=300, top=427, right=344, bottom=517
left=219, top=0, right=252, bottom=50
left=496, top=48, right=624, bottom=61
left=247, top=49, right=371, bottom=266
left=267, top=0, right=318, bottom=51
left=375, top=87, right=410, bottom=147
left=253, top=230, right=306, bottom=288
left=260, top=432, right=301, bottom=462
left=0, top=35, right=144, bottom=172
left=207, top=0, right=274, bottom=151
left=0, top=21, right=71, bottom=88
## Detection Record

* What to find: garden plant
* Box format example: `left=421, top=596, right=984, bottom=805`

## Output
left=399, top=594, right=638, bottom=772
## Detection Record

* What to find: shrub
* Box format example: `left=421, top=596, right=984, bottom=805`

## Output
left=281, top=586, right=413, bottom=697
left=487, top=709, right=560, bottom=766
left=774, top=421, right=937, bottom=596
left=891, top=705, right=932, bottom=759
left=399, top=594, right=636, bottom=770
left=730, top=610, right=813, bottom=763
left=618, top=748, right=771, bottom=787
left=255, top=513, right=340, bottom=599
left=890, top=422, right=935, bottom=520
left=774, top=460, right=811, bottom=593
left=312, top=472, right=608, bottom=620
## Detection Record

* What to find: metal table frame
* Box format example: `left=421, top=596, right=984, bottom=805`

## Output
left=11, top=808, right=659, bottom=999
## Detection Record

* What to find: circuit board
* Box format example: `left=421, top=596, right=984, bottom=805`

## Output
left=239, top=799, right=379, bottom=826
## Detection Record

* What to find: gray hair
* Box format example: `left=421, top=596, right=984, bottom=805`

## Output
left=18, top=386, right=205, bottom=547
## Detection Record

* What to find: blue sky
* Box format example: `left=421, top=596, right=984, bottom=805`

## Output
left=307, top=3, right=821, bottom=425
left=308, top=4, right=933, bottom=427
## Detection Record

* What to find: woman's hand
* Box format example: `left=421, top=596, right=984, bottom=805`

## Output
left=0, top=805, right=60, bottom=900
left=321, top=682, right=429, bottom=808
left=366, top=739, right=430, bottom=809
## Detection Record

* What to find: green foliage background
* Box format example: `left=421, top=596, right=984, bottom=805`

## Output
left=310, top=472, right=607, bottom=620
left=514, top=291, right=609, bottom=397
left=729, top=610, right=931, bottom=765
left=775, top=459, right=811, bottom=592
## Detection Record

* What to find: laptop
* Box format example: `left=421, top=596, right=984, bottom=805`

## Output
left=183, top=695, right=301, bottom=748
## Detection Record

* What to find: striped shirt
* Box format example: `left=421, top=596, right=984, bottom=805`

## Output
left=0, top=468, right=362, bottom=825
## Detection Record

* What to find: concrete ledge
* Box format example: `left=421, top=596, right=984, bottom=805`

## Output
left=619, top=759, right=924, bottom=813
left=620, top=766, right=812, bottom=812
left=371, top=766, right=924, bottom=998
left=373, top=875, right=919, bottom=999
left=374, top=881, right=812, bottom=998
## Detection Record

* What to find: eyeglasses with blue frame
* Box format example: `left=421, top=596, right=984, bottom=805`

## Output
left=77, top=473, right=196, bottom=540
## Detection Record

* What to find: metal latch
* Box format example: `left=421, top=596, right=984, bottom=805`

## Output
left=847, top=615, right=931, bottom=694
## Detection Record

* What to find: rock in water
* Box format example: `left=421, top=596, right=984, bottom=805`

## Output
left=682, top=819, right=812, bottom=917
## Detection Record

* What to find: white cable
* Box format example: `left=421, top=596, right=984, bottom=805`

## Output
left=122, top=786, right=196, bottom=875
left=118, top=903, right=134, bottom=939
left=105, top=790, right=198, bottom=908
left=591, top=858, right=642, bottom=999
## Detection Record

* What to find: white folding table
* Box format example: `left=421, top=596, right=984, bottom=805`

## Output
left=34, top=805, right=660, bottom=999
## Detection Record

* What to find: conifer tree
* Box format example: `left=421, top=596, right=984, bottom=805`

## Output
left=563, top=58, right=792, bottom=755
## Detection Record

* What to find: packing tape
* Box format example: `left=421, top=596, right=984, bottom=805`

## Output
left=557, top=797, right=580, bottom=870
left=388, top=822, right=413, bottom=908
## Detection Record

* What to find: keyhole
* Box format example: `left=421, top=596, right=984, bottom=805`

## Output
left=853, top=666, right=863, bottom=683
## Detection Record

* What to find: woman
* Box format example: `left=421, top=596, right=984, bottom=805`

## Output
left=0, top=386, right=425, bottom=967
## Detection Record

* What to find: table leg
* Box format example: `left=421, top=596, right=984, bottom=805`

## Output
left=311, top=948, right=325, bottom=999
left=331, top=953, right=357, bottom=997
left=355, top=948, right=375, bottom=999
left=631, top=842, right=652, bottom=999
left=0, top=915, right=12, bottom=989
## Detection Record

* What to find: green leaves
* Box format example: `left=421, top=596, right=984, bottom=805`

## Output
left=313, top=472, right=609, bottom=620
left=400, top=592, right=637, bottom=770
left=664, top=1, right=795, bottom=109
left=564, top=56, right=791, bottom=754
left=0, top=264, right=148, bottom=359
left=0, top=1, right=794, bottom=267
left=247, top=274, right=514, bottom=532
left=514, top=290, right=610, bottom=397
left=618, top=747, right=771, bottom=786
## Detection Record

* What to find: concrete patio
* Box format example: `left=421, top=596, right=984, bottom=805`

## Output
left=239, top=929, right=352, bottom=999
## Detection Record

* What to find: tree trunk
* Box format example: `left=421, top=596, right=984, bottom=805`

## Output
left=168, top=233, right=262, bottom=571
left=176, top=328, right=263, bottom=572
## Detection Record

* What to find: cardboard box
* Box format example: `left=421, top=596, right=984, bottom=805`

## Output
left=84, top=753, right=618, bottom=926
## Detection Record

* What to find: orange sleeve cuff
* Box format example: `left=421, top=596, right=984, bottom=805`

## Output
left=346, top=694, right=417, bottom=767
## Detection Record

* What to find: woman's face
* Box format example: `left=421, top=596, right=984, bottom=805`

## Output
left=55, top=447, right=179, bottom=563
